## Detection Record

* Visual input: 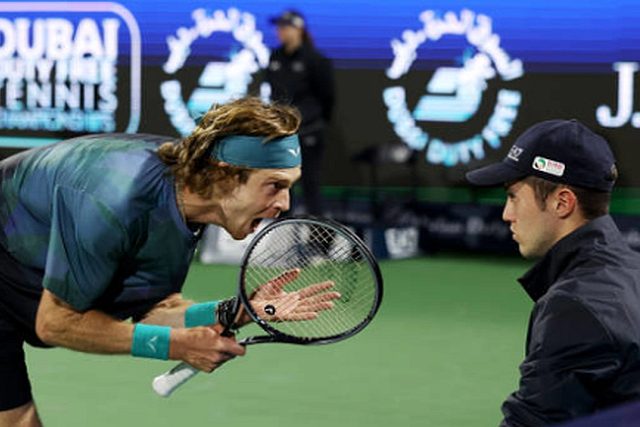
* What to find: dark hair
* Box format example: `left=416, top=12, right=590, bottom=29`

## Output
left=157, top=97, right=301, bottom=198
left=525, top=176, right=611, bottom=220
left=302, top=28, right=314, bottom=47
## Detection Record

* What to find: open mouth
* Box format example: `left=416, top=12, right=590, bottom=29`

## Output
left=250, top=218, right=263, bottom=230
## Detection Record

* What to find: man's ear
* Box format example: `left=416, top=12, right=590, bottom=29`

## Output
left=554, top=187, right=578, bottom=219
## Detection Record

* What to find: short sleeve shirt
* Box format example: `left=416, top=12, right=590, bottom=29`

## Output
left=0, top=134, right=200, bottom=327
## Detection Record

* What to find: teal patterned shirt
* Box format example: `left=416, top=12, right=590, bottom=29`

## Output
left=0, top=134, right=200, bottom=324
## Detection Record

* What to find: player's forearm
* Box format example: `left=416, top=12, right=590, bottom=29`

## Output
left=140, top=294, right=231, bottom=329
left=43, top=309, right=133, bottom=354
left=36, top=289, right=133, bottom=354
left=138, top=293, right=193, bottom=328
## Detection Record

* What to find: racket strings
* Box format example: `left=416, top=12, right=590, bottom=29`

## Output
left=246, top=244, right=369, bottom=335
left=250, top=262, right=373, bottom=337
left=244, top=223, right=378, bottom=339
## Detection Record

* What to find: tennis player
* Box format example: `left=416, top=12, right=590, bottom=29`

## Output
left=467, top=119, right=640, bottom=426
left=0, top=97, right=336, bottom=426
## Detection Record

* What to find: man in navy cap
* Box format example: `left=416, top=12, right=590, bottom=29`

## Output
left=467, top=119, right=640, bottom=426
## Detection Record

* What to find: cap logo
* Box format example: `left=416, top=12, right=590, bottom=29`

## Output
left=507, top=146, right=523, bottom=162
left=291, top=16, right=305, bottom=28
left=532, top=156, right=565, bottom=177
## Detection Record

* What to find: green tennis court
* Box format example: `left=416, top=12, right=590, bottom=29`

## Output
left=27, top=255, right=532, bottom=426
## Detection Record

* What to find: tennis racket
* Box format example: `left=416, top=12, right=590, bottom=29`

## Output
left=152, top=216, right=383, bottom=397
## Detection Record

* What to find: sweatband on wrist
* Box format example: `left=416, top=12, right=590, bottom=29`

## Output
left=185, top=301, right=219, bottom=327
left=131, top=324, right=171, bottom=360
left=210, top=134, right=301, bottom=169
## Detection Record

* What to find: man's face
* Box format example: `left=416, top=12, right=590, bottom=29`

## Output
left=219, top=167, right=301, bottom=240
left=502, top=180, right=559, bottom=259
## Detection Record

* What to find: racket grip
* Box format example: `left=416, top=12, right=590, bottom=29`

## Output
left=152, top=362, right=199, bottom=397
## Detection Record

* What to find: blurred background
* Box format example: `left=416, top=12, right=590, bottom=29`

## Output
left=1, top=0, right=639, bottom=425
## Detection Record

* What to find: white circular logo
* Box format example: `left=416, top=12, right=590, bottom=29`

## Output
left=160, top=8, right=270, bottom=136
left=383, top=9, right=524, bottom=167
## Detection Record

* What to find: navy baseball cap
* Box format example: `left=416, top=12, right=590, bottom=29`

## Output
left=466, top=119, right=617, bottom=192
left=269, top=10, right=305, bottom=28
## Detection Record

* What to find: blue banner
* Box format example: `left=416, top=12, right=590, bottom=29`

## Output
left=1, top=0, right=640, bottom=189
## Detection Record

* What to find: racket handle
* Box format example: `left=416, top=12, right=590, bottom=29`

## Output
left=152, top=362, right=199, bottom=397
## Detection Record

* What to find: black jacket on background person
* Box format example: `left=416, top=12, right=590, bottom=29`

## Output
left=264, top=42, right=334, bottom=216
left=500, top=215, right=640, bottom=426
left=265, top=43, right=334, bottom=134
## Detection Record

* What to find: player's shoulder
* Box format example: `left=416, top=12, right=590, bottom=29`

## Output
left=54, top=132, right=171, bottom=172
left=58, top=133, right=179, bottom=222
left=64, top=132, right=177, bottom=148
left=42, top=133, right=176, bottom=166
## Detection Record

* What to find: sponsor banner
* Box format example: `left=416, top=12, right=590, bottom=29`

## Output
left=322, top=197, right=640, bottom=257
left=322, top=198, right=517, bottom=256
left=160, top=8, right=269, bottom=137
left=383, top=9, right=523, bottom=168
left=0, top=2, right=141, bottom=145
left=2, top=2, right=640, bottom=192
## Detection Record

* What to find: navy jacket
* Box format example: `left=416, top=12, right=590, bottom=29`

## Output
left=501, top=215, right=640, bottom=426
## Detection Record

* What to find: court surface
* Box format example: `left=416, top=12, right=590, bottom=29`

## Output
left=27, top=254, right=532, bottom=426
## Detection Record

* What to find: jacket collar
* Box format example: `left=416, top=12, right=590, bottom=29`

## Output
left=518, top=215, right=619, bottom=301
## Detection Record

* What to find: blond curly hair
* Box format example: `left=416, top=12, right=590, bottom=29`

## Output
left=157, top=97, right=301, bottom=198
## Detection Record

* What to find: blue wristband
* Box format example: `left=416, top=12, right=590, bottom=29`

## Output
left=185, top=301, right=219, bottom=327
left=131, top=324, right=171, bottom=360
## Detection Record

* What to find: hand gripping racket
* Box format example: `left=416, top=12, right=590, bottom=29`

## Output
left=152, top=217, right=383, bottom=397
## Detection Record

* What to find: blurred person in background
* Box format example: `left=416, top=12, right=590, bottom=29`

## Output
left=467, top=119, right=640, bottom=426
left=0, top=97, right=338, bottom=427
left=265, top=9, right=335, bottom=217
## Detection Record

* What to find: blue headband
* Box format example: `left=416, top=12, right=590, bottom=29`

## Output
left=210, top=135, right=301, bottom=169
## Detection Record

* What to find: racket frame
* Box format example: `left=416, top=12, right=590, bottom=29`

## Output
left=236, top=216, right=384, bottom=346
left=151, top=216, right=383, bottom=397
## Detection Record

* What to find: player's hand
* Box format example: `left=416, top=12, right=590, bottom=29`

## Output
left=237, top=269, right=341, bottom=325
left=169, top=324, right=245, bottom=373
